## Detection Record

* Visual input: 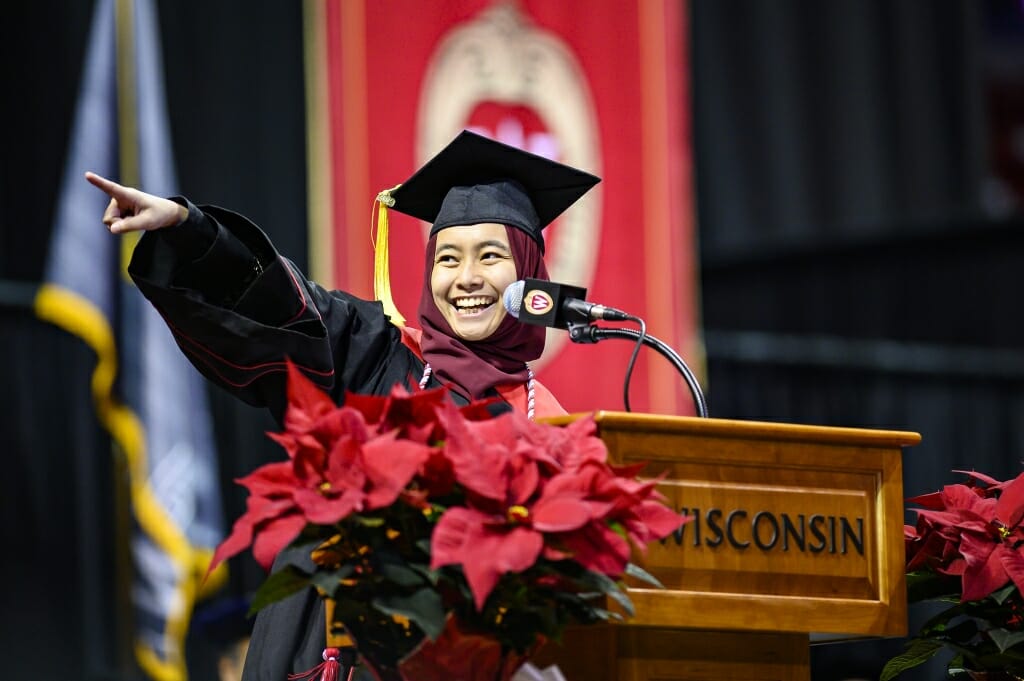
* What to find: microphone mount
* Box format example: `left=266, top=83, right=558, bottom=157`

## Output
left=568, top=322, right=709, bottom=418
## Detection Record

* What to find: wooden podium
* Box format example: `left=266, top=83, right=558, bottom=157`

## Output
left=535, top=412, right=921, bottom=681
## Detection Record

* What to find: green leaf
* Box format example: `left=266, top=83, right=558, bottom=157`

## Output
left=308, top=564, right=355, bottom=598
left=986, top=626, right=1024, bottom=653
left=378, top=560, right=427, bottom=588
left=602, top=581, right=635, bottom=618
left=574, top=567, right=615, bottom=591
left=423, top=504, right=447, bottom=521
left=587, top=607, right=625, bottom=623
left=917, top=602, right=968, bottom=636
left=906, top=571, right=962, bottom=603
left=943, top=619, right=981, bottom=645
left=248, top=565, right=311, bottom=616
left=983, top=645, right=1024, bottom=662
left=350, top=514, right=385, bottom=528
left=573, top=591, right=604, bottom=601
left=992, top=583, right=1019, bottom=605
left=625, top=562, right=664, bottom=589
left=608, top=520, right=628, bottom=542
left=292, top=527, right=331, bottom=546
left=946, top=653, right=966, bottom=676
left=371, top=587, right=446, bottom=640
left=879, top=638, right=946, bottom=681
left=574, top=569, right=633, bottom=613
left=409, top=563, right=440, bottom=586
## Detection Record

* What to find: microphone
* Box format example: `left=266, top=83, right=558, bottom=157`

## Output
left=502, top=278, right=632, bottom=329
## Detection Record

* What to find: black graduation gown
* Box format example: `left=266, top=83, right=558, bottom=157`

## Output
left=128, top=201, right=442, bottom=680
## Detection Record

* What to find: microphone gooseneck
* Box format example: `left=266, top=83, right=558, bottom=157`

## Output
left=569, top=324, right=709, bottom=418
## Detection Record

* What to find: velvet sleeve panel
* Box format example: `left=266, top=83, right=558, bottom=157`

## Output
left=127, top=201, right=423, bottom=423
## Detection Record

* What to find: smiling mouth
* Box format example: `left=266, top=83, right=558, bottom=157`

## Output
left=452, top=296, right=496, bottom=316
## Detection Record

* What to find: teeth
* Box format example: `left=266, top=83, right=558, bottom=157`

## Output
left=454, top=297, right=494, bottom=309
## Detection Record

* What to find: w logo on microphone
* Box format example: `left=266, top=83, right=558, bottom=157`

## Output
left=524, top=290, right=554, bottom=315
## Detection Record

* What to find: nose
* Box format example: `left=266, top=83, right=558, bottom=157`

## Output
left=455, top=261, right=484, bottom=290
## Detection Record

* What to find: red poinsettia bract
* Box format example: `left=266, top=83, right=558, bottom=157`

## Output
left=906, top=470, right=1024, bottom=602
left=430, top=402, right=688, bottom=610
left=210, top=360, right=687, bottom=619
left=209, top=362, right=437, bottom=571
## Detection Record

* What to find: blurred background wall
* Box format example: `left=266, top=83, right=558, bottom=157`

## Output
left=4, top=1, right=1024, bottom=679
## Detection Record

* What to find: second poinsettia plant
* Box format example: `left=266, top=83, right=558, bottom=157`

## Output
left=210, top=362, right=688, bottom=681
left=883, top=470, right=1024, bottom=680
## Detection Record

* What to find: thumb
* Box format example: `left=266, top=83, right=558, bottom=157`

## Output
left=109, top=212, right=152, bottom=234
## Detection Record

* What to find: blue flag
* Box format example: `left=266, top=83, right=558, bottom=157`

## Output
left=35, top=1, right=226, bottom=679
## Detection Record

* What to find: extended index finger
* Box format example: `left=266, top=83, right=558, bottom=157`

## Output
left=84, top=171, right=129, bottom=199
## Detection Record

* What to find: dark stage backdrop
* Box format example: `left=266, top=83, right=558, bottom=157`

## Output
left=4, top=1, right=1024, bottom=681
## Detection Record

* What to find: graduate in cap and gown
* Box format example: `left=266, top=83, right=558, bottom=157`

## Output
left=86, top=130, right=600, bottom=680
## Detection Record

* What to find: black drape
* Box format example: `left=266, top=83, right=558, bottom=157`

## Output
left=693, top=0, right=987, bottom=261
left=693, top=1, right=1024, bottom=679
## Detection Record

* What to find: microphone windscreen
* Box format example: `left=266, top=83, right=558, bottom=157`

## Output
left=502, top=280, right=526, bottom=318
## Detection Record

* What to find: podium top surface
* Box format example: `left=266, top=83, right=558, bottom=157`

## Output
left=557, top=411, right=922, bottom=449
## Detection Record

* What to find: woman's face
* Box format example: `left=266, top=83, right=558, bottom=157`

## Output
left=430, top=223, right=518, bottom=341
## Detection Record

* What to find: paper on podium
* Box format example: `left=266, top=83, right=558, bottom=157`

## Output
left=511, top=662, right=567, bottom=681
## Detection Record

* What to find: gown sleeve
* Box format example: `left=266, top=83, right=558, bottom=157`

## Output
left=127, top=199, right=423, bottom=424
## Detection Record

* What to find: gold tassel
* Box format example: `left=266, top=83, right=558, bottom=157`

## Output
left=372, top=185, right=406, bottom=326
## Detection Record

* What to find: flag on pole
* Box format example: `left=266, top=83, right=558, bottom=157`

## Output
left=34, top=1, right=226, bottom=679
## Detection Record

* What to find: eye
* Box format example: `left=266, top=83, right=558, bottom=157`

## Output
left=481, top=250, right=508, bottom=262
left=435, top=253, right=459, bottom=266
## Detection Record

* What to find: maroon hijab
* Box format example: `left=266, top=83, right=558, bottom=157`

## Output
left=417, top=226, right=548, bottom=399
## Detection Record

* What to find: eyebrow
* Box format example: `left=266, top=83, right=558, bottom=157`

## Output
left=435, top=239, right=512, bottom=254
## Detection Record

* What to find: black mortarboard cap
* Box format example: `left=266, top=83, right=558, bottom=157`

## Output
left=385, top=130, right=600, bottom=250
left=372, top=130, right=599, bottom=326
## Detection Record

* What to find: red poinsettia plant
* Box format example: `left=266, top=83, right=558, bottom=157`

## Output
left=883, top=470, right=1024, bottom=680
left=209, top=362, right=688, bottom=681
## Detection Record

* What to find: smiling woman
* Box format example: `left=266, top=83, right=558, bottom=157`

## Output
left=430, top=223, right=517, bottom=341
left=373, top=130, right=600, bottom=405
left=84, top=129, right=600, bottom=681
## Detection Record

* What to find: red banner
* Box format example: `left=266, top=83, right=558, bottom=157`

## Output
left=306, top=0, right=698, bottom=415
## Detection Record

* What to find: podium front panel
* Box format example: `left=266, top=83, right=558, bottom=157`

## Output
left=567, top=412, right=920, bottom=638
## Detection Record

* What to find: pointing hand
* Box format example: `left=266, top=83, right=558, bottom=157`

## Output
left=85, top=171, right=188, bottom=233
